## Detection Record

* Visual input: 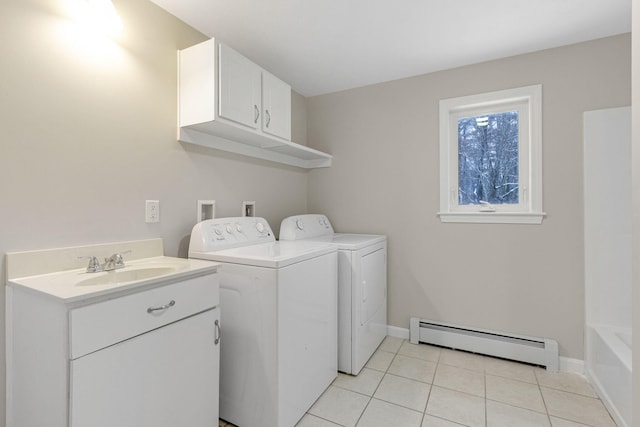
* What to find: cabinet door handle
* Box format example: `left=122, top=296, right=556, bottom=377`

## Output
left=214, top=319, right=221, bottom=345
left=146, top=300, right=175, bottom=314
left=265, top=109, right=271, bottom=127
left=254, top=105, right=259, bottom=124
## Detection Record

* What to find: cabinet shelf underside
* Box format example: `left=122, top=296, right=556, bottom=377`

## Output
left=180, top=126, right=332, bottom=169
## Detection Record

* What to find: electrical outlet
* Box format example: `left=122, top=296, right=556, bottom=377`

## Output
left=145, top=200, right=160, bottom=223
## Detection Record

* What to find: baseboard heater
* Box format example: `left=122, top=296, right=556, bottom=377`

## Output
left=410, top=318, right=559, bottom=372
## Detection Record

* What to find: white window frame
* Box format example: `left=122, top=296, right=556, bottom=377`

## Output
left=438, top=85, right=545, bottom=224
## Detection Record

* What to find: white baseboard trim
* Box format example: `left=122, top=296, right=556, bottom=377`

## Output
left=559, top=357, right=585, bottom=374
left=386, top=325, right=585, bottom=374
left=387, top=325, right=409, bottom=339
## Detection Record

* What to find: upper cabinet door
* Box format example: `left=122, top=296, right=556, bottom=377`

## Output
left=178, top=39, right=332, bottom=167
left=218, top=44, right=261, bottom=130
left=262, top=71, right=291, bottom=140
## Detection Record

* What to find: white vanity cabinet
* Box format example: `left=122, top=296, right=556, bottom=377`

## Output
left=7, top=270, right=220, bottom=427
left=179, top=38, right=330, bottom=168
left=70, top=308, right=219, bottom=426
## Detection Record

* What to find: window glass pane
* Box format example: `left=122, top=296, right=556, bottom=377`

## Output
left=457, top=111, right=519, bottom=205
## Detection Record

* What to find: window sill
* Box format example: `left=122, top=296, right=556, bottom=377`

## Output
left=438, top=212, right=546, bottom=224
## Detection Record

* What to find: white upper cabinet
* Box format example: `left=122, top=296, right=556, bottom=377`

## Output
left=218, top=44, right=262, bottom=130
left=178, top=38, right=331, bottom=169
left=262, top=70, right=291, bottom=140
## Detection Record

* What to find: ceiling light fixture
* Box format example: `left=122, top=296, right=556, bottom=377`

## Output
left=77, top=0, right=123, bottom=37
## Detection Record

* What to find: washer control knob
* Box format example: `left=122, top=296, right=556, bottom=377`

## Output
left=296, top=219, right=304, bottom=230
left=214, top=228, right=222, bottom=236
left=256, top=222, right=265, bottom=233
left=225, top=224, right=233, bottom=234
left=235, top=223, right=243, bottom=233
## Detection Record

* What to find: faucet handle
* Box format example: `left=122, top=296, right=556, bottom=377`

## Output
left=79, top=256, right=102, bottom=273
left=108, top=250, right=132, bottom=269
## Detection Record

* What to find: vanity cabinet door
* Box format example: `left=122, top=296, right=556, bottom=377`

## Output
left=262, top=70, right=291, bottom=140
left=70, top=308, right=220, bottom=427
left=218, top=43, right=261, bottom=130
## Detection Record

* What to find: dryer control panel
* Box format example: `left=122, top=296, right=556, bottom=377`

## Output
left=189, top=217, right=275, bottom=253
left=279, top=214, right=334, bottom=241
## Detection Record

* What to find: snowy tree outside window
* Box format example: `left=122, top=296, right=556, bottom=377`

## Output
left=438, top=85, right=545, bottom=224
left=457, top=111, right=519, bottom=205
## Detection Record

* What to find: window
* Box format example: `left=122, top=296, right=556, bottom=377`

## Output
left=438, top=85, right=545, bottom=224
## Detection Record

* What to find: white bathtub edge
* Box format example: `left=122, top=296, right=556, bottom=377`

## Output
left=586, top=324, right=632, bottom=427
left=586, top=366, right=629, bottom=427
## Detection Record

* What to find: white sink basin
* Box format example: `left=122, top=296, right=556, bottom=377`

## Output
left=76, top=266, right=178, bottom=287
left=7, top=254, right=219, bottom=302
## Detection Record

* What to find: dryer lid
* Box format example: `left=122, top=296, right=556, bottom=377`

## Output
left=280, top=214, right=386, bottom=250
left=330, top=233, right=386, bottom=250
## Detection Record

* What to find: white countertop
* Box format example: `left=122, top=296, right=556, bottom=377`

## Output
left=8, top=256, right=219, bottom=303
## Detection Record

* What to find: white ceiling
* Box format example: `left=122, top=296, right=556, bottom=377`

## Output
left=149, top=0, right=631, bottom=97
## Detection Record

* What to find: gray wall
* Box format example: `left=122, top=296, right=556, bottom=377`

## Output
left=306, top=34, right=631, bottom=360
left=291, top=90, right=308, bottom=146
left=632, top=0, right=639, bottom=422
left=0, top=0, right=310, bottom=420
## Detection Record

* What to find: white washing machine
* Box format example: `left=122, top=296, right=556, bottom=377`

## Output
left=280, top=214, right=387, bottom=375
left=189, top=217, right=337, bottom=427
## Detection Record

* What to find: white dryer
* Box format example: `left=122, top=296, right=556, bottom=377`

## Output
left=189, top=217, right=337, bottom=427
left=280, top=214, right=387, bottom=375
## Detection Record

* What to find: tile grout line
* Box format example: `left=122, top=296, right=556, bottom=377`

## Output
left=421, top=340, right=435, bottom=427
left=352, top=338, right=400, bottom=427
left=537, top=370, right=555, bottom=427
left=484, top=364, right=488, bottom=427
left=393, top=338, right=436, bottom=426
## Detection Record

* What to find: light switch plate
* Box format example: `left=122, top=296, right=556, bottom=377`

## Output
left=145, top=200, right=160, bottom=223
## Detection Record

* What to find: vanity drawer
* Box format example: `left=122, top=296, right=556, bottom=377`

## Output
left=69, top=273, right=219, bottom=359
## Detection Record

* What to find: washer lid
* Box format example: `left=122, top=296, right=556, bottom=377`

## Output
left=189, top=240, right=336, bottom=268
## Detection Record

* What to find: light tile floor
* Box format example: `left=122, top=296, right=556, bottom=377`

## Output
left=219, top=337, right=617, bottom=427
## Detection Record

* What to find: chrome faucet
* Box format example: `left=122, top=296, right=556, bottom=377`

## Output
left=102, top=251, right=131, bottom=271
left=78, top=256, right=103, bottom=273
left=79, top=250, right=131, bottom=273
